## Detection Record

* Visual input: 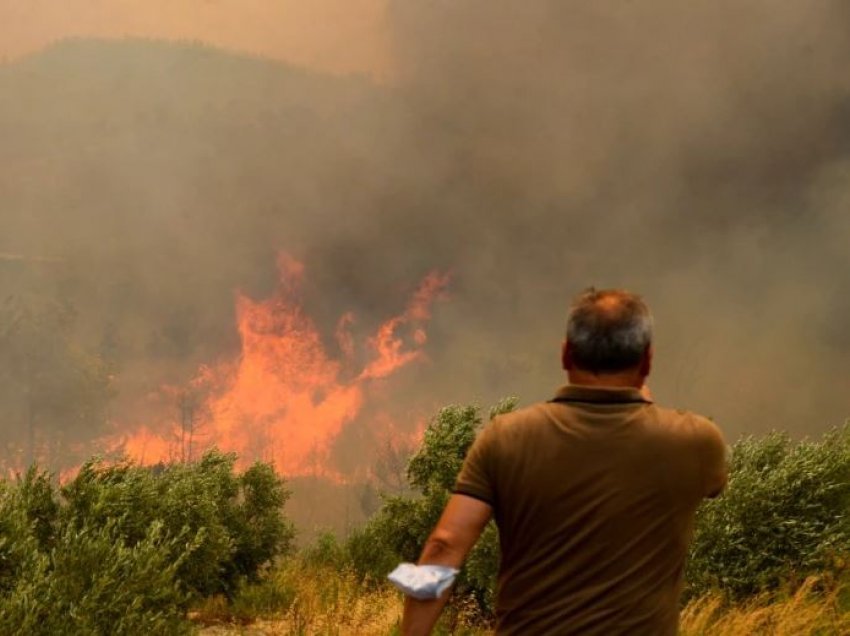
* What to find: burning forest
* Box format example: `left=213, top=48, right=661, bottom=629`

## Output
left=113, top=253, right=449, bottom=480
left=0, top=0, right=849, bottom=531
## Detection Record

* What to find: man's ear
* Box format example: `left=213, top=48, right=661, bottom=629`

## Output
left=561, top=340, right=572, bottom=371
left=639, top=345, right=653, bottom=378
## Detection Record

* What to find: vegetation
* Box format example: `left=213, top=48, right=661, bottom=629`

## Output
left=334, top=400, right=850, bottom=632
left=192, top=571, right=850, bottom=635
left=687, top=428, right=850, bottom=600
left=0, top=450, right=294, bottom=634
left=0, top=295, right=113, bottom=470
left=345, top=399, right=518, bottom=623
left=679, top=577, right=850, bottom=636
left=343, top=400, right=850, bottom=612
left=0, top=399, right=849, bottom=634
left=194, top=558, right=401, bottom=634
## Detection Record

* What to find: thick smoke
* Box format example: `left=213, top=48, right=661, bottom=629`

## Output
left=362, top=0, right=850, bottom=436
left=2, top=1, right=850, bottom=481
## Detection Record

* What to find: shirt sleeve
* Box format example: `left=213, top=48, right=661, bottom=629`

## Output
left=453, top=419, right=499, bottom=506
left=696, top=417, right=729, bottom=498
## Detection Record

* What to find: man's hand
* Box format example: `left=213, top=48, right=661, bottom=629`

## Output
left=400, top=494, right=493, bottom=636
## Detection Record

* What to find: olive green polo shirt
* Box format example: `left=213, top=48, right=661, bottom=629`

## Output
left=454, top=384, right=727, bottom=635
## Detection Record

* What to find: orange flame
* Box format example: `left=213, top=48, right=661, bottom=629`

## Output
left=359, top=271, right=449, bottom=381
left=115, top=254, right=449, bottom=477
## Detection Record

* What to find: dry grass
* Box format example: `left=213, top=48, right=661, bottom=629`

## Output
left=194, top=568, right=850, bottom=635
left=272, top=570, right=400, bottom=635
left=680, top=577, right=850, bottom=636
left=193, top=561, right=403, bottom=635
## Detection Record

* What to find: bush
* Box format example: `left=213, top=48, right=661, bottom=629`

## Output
left=346, top=398, right=517, bottom=620
left=302, top=530, right=348, bottom=571
left=226, top=461, right=295, bottom=587
left=61, top=449, right=295, bottom=597
left=14, top=466, right=60, bottom=553
left=0, top=449, right=295, bottom=633
left=686, top=426, right=850, bottom=600
left=0, top=478, right=46, bottom=597
left=0, top=521, right=193, bottom=635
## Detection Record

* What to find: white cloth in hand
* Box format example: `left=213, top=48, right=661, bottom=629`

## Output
left=387, top=563, right=459, bottom=600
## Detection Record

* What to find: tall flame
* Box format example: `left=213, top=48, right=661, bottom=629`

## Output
left=116, top=254, right=449, bottom=477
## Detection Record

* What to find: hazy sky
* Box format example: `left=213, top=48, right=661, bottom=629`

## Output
left=1, top=0, right=390, bottom=76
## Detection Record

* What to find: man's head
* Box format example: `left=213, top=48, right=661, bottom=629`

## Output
left=562, top=288, right=653, bottom=386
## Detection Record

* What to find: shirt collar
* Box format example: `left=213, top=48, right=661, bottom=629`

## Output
left=552, top=384, right=652, bottom=405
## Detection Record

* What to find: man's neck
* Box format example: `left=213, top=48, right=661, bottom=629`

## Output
left=567, top=369, right=644, bottom=390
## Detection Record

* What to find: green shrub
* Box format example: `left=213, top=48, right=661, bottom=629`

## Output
left=15, top=466, right=60, bottom=552
left=226, top=461, right=296, bottom=587
left=303, top=530, right=348, bottom=571
left=0, top=449, right=295, bottom=633
left=61, top=449, right=295, bottom=597
left=0, top=480, right=44, bottom=597
left=346, top=398, right=517, bottom=619
left=686, top=426, right=850, bottom=600
left=0, top=520, right=193, bottom=635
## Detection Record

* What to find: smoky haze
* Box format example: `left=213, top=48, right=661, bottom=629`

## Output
left=374, top=0, right=850, bottom=435
left=1, top=1, right=850, bottom=482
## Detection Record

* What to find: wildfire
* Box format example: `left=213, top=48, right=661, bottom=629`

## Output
left=115, top=254, right=449, bottom=477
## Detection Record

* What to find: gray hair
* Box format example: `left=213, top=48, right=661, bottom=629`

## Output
left=566, top=288, right=653, bottom=373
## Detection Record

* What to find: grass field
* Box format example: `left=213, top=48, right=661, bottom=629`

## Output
left=191, top=561, right=850, bottom=635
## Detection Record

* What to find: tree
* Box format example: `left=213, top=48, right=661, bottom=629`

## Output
left=0, top=294, right=112, bottom=470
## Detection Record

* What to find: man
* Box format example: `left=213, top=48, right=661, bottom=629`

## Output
left=400, top=289, right=728, bottom=635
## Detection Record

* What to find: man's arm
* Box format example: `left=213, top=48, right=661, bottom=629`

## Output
left=701, top=421, right=729, bottom=498
left=401, top=494, right=493, bottom=636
